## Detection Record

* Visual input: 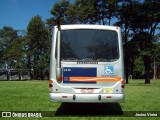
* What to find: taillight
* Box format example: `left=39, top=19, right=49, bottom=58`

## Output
left=121, top=85, right=125, bottom=88
left=121, top=80, right=125, bottom=88
left=49, top=80, right=53, bottom=88
left=121, top=81, right=125, bottom=84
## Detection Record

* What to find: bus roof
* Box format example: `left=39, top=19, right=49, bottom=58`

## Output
left=54, top=24, right=120, bottom=31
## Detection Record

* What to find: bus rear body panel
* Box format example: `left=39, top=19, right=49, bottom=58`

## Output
left=49, top=25, right=125, bottom=103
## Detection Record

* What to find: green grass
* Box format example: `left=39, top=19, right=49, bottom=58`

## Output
left=121, top=80, right=160, bottom=111
left=0, top=80, right=160, bottom=120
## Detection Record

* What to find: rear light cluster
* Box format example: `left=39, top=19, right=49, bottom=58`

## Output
left=121, top=81, right=125, bottom=88
left=49, top=80, right=53, bottom=88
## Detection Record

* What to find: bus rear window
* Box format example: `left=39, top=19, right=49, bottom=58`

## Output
left=60, top=29, right=119, bottom=61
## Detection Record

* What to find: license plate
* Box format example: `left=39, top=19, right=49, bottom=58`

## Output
left=103, top=88, right=113, bottom=93
left=81, top=88, right=94, bottom=93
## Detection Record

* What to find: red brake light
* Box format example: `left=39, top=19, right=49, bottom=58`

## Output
left=121, top=85, right=125, bottom=88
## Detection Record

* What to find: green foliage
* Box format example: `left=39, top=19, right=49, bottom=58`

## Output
left=0, top=0, right=160, bottom=81
left=47, top=0, right=70, bottom=25
left=47, top=0, right=119, bottom=26
left=116, top=0, right=160, bottom=83
left=0, top=16, right=50, bottom=80
left=133, top=57, right=144, bottom=78
left=0, top=26, right=19, bottom=68
left=27, top=15, right=49, bottom=80
left=7, top=37, right=25, bottom=68
left=75, top=0, right=97, bottom=24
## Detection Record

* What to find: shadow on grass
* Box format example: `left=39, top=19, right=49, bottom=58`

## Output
left=55, top=103, right=123, bottom=116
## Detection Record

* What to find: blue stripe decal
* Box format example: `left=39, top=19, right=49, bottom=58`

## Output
left=63, top=67, right=97, bottom=84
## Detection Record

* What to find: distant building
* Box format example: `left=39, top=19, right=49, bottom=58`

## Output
left=0, top=69, right=32, bottom=80
left=0, top=69, right=7, bottom=80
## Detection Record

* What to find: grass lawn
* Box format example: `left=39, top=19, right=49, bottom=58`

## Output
left=0, top=79, right=160, bottom=120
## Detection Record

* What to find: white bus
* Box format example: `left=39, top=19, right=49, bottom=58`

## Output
left=49, top=25, right=125, bottom=103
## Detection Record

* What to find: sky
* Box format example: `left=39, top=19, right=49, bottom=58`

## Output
left=0, top=0, right=60, bottom=30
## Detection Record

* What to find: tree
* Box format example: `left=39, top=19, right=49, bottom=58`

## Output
left=0, top=26, right=19, bottom=69
left=74, top=0, right=97, bottom=24
left=47, top=0, right=160, bottom=83
left=115, top=0, right=135, bottom=84
left=96, top=0, right=119, bottom=25
left=47, top=0, right=119, bottom=26
left=116, top=0, right=160, bottom=83
left=27, top=15, right=49, bottom=80
left=129, top=1, right=160, bottom=84
left=47, top=0, right=70, bottom=26
left=133, top=56, right=145, bottom=79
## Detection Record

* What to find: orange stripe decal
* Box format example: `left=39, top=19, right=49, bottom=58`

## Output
left=69, top=77, right=121, bottom=82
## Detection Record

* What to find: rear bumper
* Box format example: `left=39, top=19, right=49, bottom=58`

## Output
left=49, top=93, right=125, bottom=103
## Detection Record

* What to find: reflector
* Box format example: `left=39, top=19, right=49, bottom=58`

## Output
left=121, top=85, right=125, bottom=88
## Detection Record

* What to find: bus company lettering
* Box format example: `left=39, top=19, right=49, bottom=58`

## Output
left=77, top=61, right=98, bottom=64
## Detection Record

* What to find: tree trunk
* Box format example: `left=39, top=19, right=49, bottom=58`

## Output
left=40, top=69, right=44, bottom=80
left=34, top=70, right=38, bottom=80
left=7, top=70, right=10, bottom=80
left=29, top=69, right=33, bottom=80
left=144, top=57, right=151, bottom=84
left=124, top=23, right=129, bottom=84
left=18, top=70, right=21, bottom=80
left=125, top=53, right=129, bottom=84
